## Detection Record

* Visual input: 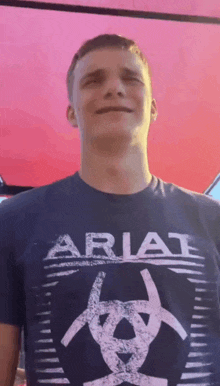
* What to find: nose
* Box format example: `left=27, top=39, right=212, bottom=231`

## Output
left=104, top=78, right=125, bottom=98
left=105, top=91, right=123, bottom=98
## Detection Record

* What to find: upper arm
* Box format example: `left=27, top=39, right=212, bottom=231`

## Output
left=0, top=323, right=21, bottom=386
left=0, top=201, right=25, bottom=384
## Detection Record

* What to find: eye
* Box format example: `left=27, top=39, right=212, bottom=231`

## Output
left=86, top=79, right=101, bottom=85
left=125, top=77, right=139, bottom=82
left=129, top=78, right=140, bottom=82
left=85, top=77, right=139, bottom=85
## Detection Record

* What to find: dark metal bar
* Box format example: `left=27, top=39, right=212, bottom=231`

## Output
left=1, top=0, right=220, bottom=25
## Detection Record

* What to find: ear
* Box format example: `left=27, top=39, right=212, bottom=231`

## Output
left=66, top=105, right=78, bottom=128
left=150, top=99, right=158, bottom=123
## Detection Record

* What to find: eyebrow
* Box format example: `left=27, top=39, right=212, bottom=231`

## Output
left=80, top=67, right=142, bottom=84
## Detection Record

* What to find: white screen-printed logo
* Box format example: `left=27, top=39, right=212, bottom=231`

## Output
left=61, top=269, right=187, bottom=386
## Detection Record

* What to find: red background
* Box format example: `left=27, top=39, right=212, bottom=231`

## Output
left=1, top=2, right=220, bottom=192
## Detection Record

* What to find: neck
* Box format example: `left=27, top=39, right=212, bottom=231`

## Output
left=79, top=138, right=152, bottom=194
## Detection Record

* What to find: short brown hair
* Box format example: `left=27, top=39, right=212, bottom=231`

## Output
left=66, top=34, right=152, bottom=103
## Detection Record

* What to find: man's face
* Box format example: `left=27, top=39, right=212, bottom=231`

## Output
left=67, top=48, right=157, bottom=145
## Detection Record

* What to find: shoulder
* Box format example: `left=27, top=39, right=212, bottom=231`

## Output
left=0, top=174, right=76, bottom=220
left=156, top=177, right=220, bottom=224
left=163, top=178, right=219, bottom=205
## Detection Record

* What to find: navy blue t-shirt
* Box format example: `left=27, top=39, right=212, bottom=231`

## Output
left=0, top=171, right=220, bottom=386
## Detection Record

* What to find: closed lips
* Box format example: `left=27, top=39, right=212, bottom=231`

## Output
left=96, top=107, right=133, bottom=114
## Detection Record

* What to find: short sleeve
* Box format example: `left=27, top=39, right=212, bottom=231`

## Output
left=0, top=198, right=25, bottom=328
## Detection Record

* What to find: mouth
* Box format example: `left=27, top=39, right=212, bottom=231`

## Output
left=96, top=107, right=133, bottom=114
left=103, top=110, right=130, bottom=113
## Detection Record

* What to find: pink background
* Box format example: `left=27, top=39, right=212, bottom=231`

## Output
left=1, top=3, right=220, bottom=192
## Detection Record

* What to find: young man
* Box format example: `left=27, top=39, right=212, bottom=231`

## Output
left=0, top=34, right=220, bottom=386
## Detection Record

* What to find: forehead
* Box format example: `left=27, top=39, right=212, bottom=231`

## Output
left=74, top=48, right=148, bottom=81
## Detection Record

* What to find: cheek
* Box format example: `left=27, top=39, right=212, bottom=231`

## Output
left=132, top=87, right=147, bottom=104
left=82, top=93, right=101, bottom=118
